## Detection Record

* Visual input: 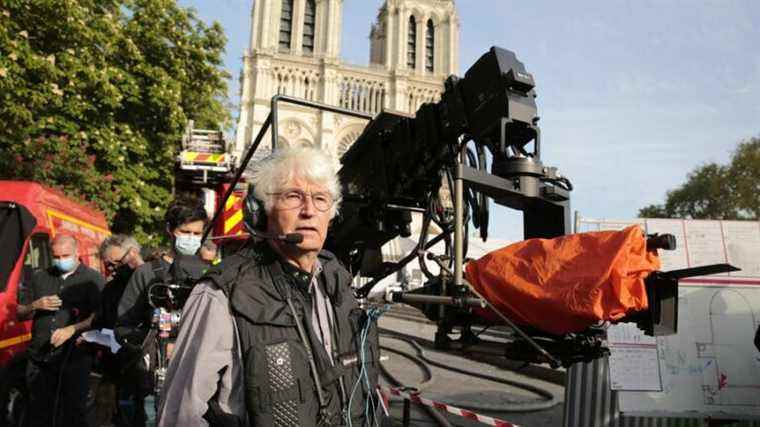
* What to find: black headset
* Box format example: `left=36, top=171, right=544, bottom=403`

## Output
left=242, top=188, right=267, bottom=233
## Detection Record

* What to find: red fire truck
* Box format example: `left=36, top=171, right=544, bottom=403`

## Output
left=0, top=181, right=111, bottom=366
left=0, top=181, right=111, bottom=424
left=175, top=121, right=248, bottom=254
left=0, top=123, right=245, bottom=424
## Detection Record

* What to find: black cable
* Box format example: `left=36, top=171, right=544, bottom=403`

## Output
left=429, top=215, right=453, bottom=272
left=379, top=345, right=451, bottom=427
left=439, top=168, right=456, bottom=271
left=417, top=201, right=437, bottom=281
left=380, top=333, right=559, bottom=413
left=379, top=346, right=434, bottom=391
left=475, top=143, right=490, bottom=241
left=464, top=148, right=481, bottom=230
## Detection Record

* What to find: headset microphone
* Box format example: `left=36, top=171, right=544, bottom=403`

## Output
left=251, top=230, right=304, bottom=244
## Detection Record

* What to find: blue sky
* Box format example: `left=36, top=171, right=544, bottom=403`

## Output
left=181, top=0, right=760, bottom=242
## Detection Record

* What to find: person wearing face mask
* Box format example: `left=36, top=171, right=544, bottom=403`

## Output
left=93, top=234, right=146, bottom=427
left=114, top=197, right=207, bottom=357
left=97, top=235, right=145, bottom=332
left=16, top=234, right=105, bottom=427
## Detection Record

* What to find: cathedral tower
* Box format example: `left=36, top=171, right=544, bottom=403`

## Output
left=370, top=0, right=459, bottom=77
left=234, top=0, right=460, bottom=161
left=248, top=0, right=343, bottom=58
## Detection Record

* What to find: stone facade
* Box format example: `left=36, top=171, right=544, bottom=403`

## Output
left=233, top=0, right=460, bottom=162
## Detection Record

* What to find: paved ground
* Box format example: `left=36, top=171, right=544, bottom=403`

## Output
left=135, top=308, right=567, bottom=427
left=378, top=315, right=566, bottom=427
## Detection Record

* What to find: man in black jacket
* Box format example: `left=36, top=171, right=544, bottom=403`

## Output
left=115, top=198, right=208, bottom=351
left=94, top=234, right=145, bottom=426
left=17, top=234, right=104, bottom=427
left=159, top=147, right=385, bottom=427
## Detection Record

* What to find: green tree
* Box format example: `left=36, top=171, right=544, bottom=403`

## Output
left=0, top=0, right=229, bottom=244
left=638, top=137, right=760, bottom=220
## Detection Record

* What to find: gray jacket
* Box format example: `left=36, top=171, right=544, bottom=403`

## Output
left=157, top=260, right=339, bottom=426
left=157, top=282, right=246, bottom=426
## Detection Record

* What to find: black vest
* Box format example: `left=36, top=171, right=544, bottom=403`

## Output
left=204, top=244, right=383, bottom=427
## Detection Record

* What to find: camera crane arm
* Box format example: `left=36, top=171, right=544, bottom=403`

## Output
left=326, top=47, right=572, bottom=297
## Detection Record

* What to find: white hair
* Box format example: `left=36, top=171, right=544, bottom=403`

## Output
left=249, top=146, right=342, bottom=218
left=99, top=234, right=141, bottom=258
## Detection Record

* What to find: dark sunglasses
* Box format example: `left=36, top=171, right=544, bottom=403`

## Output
left=105, top=248, right=131, bottom=270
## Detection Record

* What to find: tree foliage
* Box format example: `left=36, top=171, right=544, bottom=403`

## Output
left=638, top=137, right=760, bottom=220
left=0, top=0, right=229, bottom=244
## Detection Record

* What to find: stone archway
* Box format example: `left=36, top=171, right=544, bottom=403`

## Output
left=336, top=124, right=365, bottom=158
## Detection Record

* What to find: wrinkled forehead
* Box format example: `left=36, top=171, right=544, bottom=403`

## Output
left=276, top=175, right=329, bottom=193
left=52, top=240, right=77, bottom=255
left=104, top=245, right=126, bottom=261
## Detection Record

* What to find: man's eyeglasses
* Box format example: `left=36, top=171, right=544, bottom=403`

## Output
left=268, top=189, right=334, bottom=212
left=105, top=248, right=131, bottom=270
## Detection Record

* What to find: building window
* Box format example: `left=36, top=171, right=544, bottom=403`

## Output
left=303, top=0, right=316, bottom=54
left=279, top=0, right=294, bottom=52
left=425, top=20, right=434, bottom=72
left=407, top=15, right=416, bottom=69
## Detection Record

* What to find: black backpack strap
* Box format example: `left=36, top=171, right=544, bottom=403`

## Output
left=150, top=258, right=170, bottom=284
left=202, top=243, right=261, bottom=298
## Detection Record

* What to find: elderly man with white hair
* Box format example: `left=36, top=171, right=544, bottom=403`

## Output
left=17, top=234, right=104, bottom=427
left=158, top=147, right=386, bottom=427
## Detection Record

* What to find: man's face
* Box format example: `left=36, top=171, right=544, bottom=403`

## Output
left=171, top=220, right=205, bottom=239
left=103, top=245, right=139, bottom=273
left=52, top=241, right=77, bottom=262
left=266, top=177, right=333, bottom=253
left=170, top=219, right=205, bottom=256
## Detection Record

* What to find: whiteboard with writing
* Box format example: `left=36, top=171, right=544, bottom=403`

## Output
left=582, top=218, right=760, bottom=418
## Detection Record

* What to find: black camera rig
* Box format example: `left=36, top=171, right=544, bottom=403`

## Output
left=328, top=47, right=571, bottom=284
left=213, top=46, right=737, bottom=368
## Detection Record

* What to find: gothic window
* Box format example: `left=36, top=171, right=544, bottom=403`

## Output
left=279, top=0, right=294, bottom=52
left=407, top=15, right=416, bottom=69
left=303, top=0, right=316, bottom=54
left=425, top=20, right=434, bottom=72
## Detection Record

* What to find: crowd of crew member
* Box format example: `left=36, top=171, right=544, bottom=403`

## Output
left=18, top=198, right=214, bottom=427
left=18, top=147, right=389, bottom=427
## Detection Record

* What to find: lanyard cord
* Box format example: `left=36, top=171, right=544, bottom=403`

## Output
left=285, top=296, right=332, bottom=419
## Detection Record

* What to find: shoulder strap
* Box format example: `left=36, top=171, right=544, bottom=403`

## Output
left=150, top=258, right=170, bottom=284
left=202, top=252, right=252, bottom=297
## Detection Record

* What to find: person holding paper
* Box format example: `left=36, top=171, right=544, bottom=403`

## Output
left=94, top=234, right=146, bottom=427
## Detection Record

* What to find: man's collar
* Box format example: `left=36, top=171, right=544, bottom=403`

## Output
left=279, top=258, right=323, bottom=292
left=60, top=263, right=82, bottom=280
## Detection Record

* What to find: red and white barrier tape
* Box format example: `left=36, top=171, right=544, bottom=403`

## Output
left=380, top=386, right=522, bottom=427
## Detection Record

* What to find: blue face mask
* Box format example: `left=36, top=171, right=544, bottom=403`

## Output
left=175, top=234, right=202, bottom=256
left=54, top=256, right=77, bottom=273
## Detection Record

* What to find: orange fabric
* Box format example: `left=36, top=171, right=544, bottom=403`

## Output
left=465, top=225, right=661, bottom=335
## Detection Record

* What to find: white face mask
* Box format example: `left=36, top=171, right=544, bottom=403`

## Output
left=175, top=234, right=202, bottom=256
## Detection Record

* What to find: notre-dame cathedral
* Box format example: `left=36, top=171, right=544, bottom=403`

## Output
left=233, top=0, right=460, bottom=160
